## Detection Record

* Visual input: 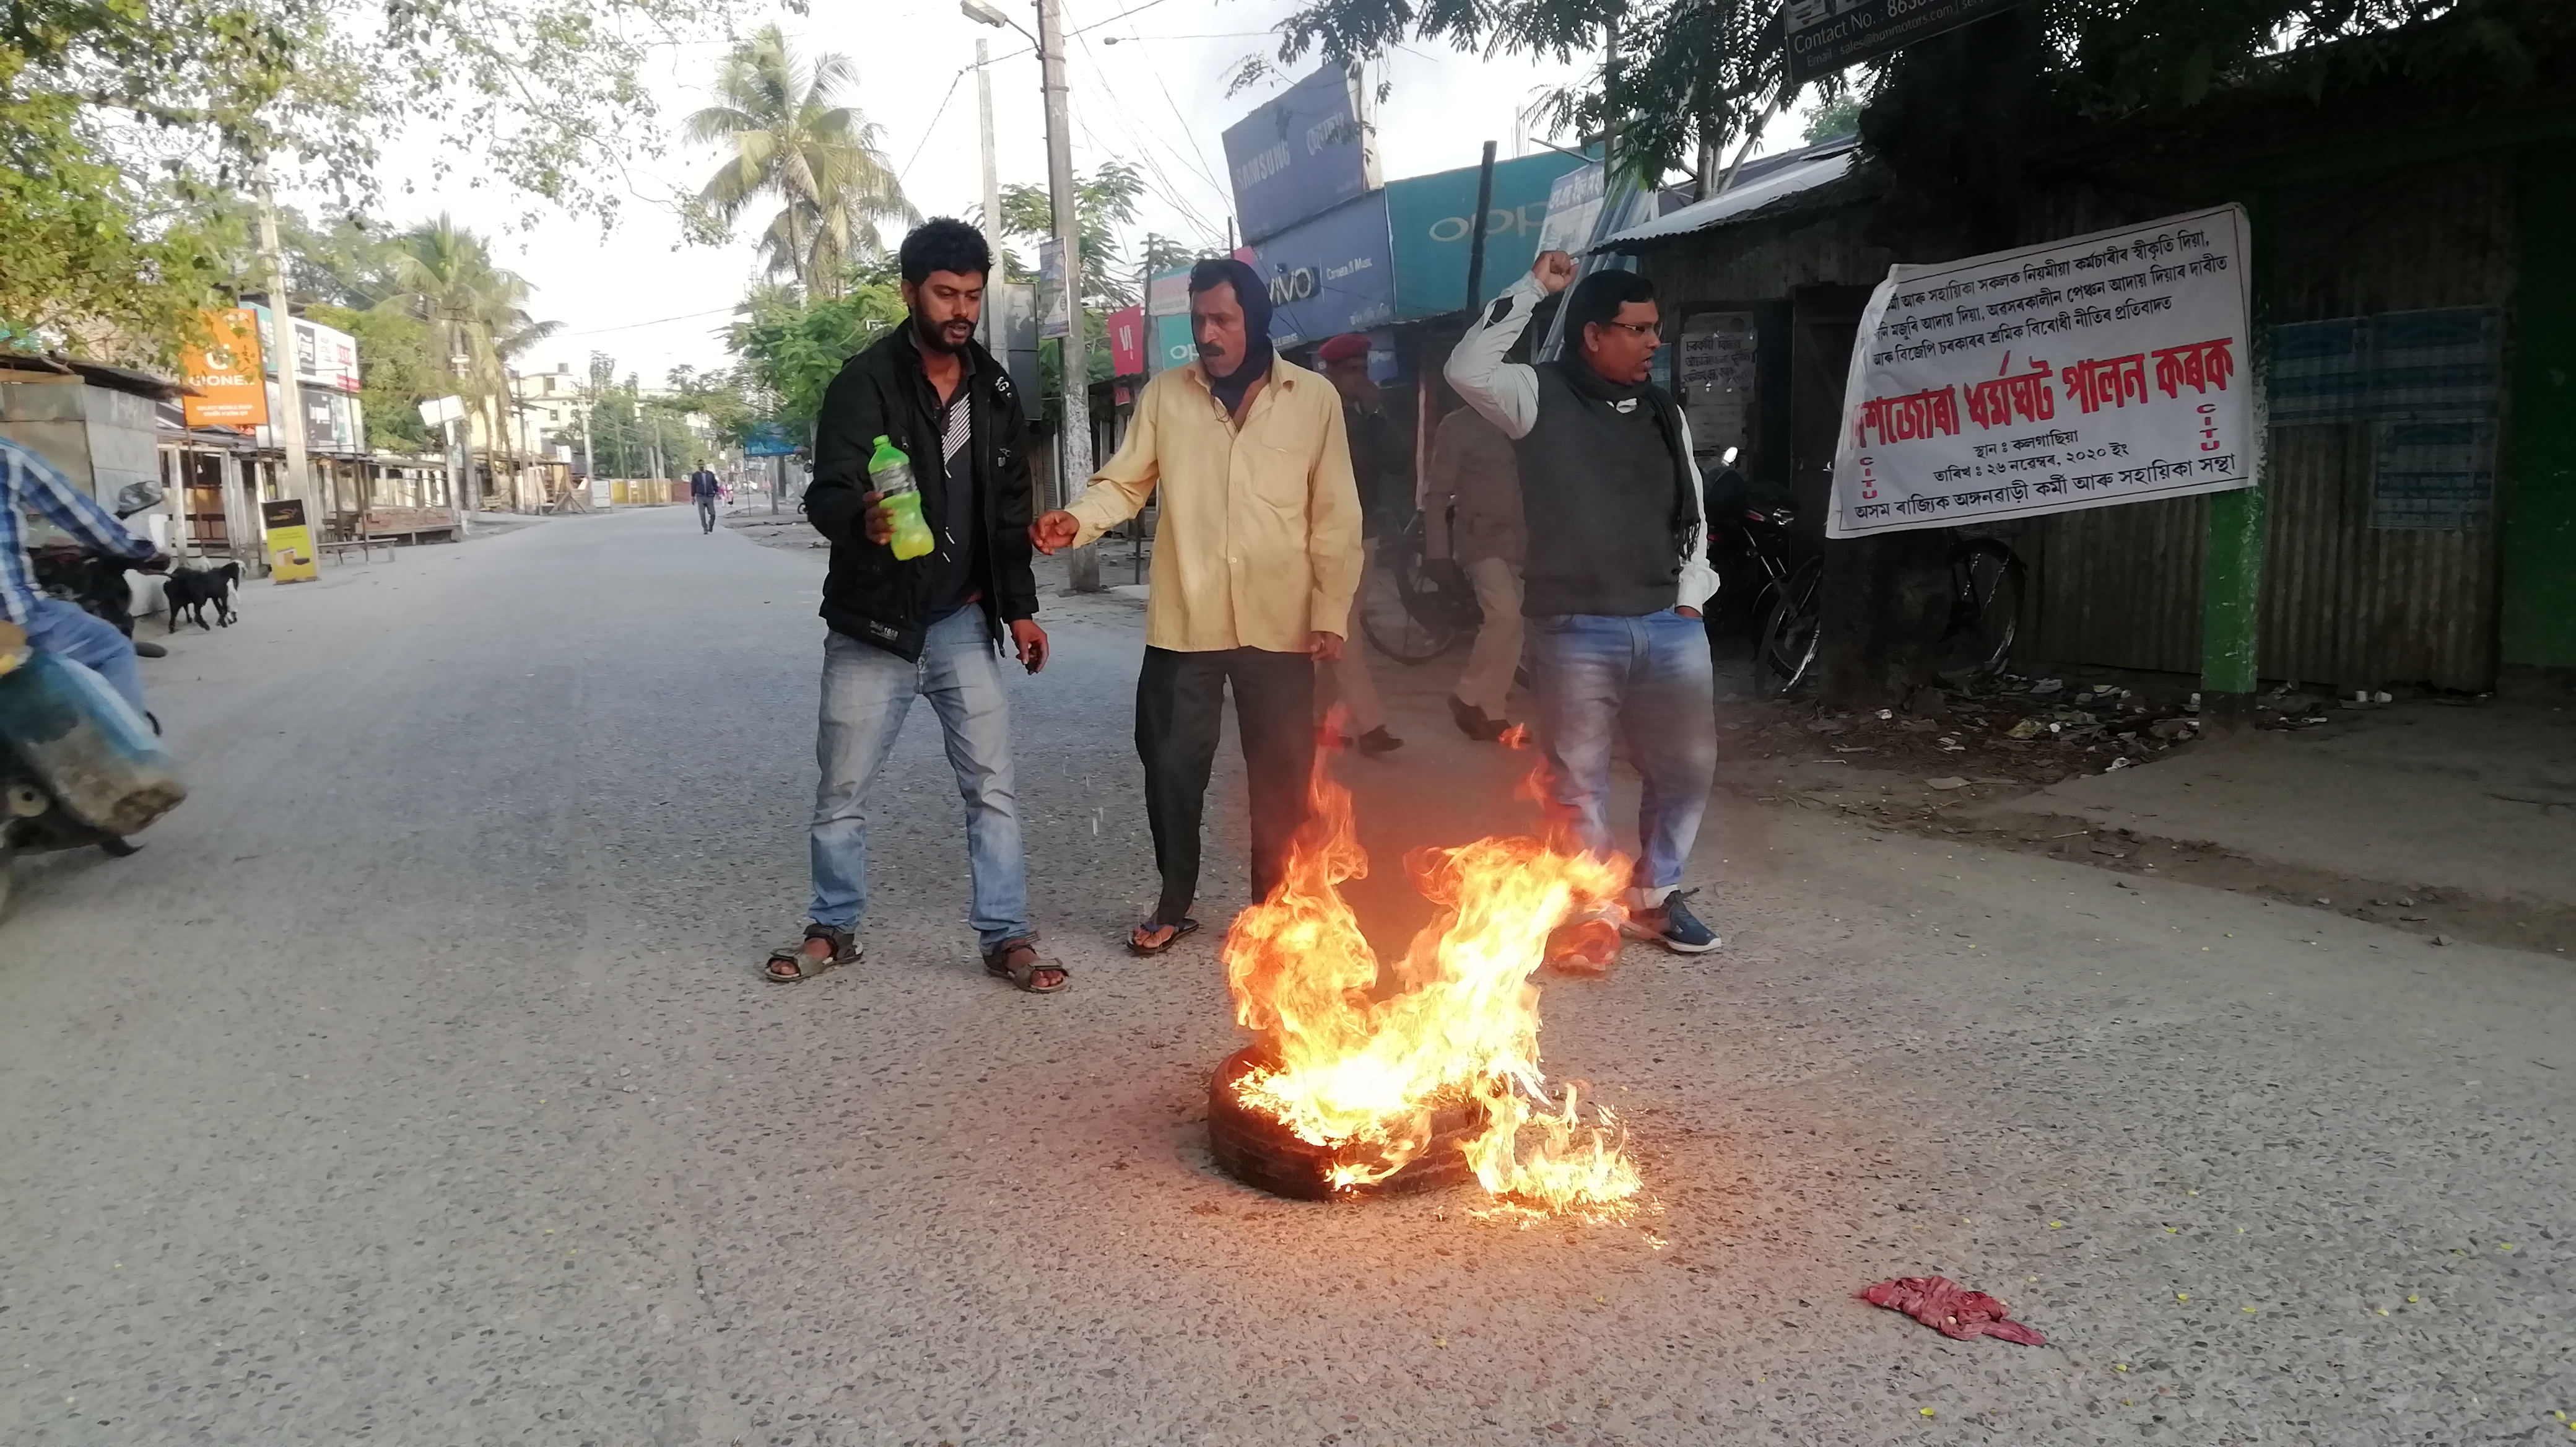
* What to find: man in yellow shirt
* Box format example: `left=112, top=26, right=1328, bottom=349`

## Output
left=1032, top=258, right=1363, bottom=954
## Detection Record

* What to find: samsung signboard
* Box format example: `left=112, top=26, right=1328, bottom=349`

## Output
left=1222, top=66, right=1379, bottom=245
left=1250, top=191, right=1397, bottom=349
left=1384, top=151, right=1592, bottom=321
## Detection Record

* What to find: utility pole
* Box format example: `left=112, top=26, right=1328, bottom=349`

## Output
left=255, top=171, right=311, bottom=518
left=442, top=417, right=465, bottom=527
left=1037, top=0, right=1099, bottom=590
left=577, top=384, right=595, bottom=496
left=962, top=0, right=1097, bottom=587
left=975, top=38, right=1005, bottom=354
left=444, top=318, right=477, bottom=534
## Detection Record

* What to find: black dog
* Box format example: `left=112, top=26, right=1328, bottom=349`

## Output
left=163, top=562, right=242, bottom=632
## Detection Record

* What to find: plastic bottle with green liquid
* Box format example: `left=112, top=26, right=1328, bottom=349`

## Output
left=868, top=435, right=935, bottom=560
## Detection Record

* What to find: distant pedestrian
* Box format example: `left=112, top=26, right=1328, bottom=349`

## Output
left=1425, top=393, right=1525, bottom=740
left=770, top=217, right=1064, bottom=994
left=1312, top=333, right=1403, bottom=756
left=1030, top=257, right=1362, bottom=956
left=689, top=463, right=721, bottom=533
left=1446, top=251, right=1723, bottom=956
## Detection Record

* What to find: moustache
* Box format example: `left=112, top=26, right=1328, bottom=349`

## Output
left=1196, top=341, right=1228, bottom=357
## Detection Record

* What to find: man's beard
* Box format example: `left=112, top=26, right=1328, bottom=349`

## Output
left=914, top=313, right=974, bottom=356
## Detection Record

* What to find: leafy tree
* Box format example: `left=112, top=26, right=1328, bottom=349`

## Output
left=999, top=160, right=1148, bottom=308
left=725, top=280, right=906, bottom=432
left=684, top=25, right=914, bottom=299
left=4, top=0, right=775, bottom=359
left=303, top=302, right=437, bottom=452
left=1139, top=233, right=1204, bottom=278
left=1803, top=94, right=1863, bottom=144
left=1264, top=0, right=2569, bottom=193
left=0, top=97, right=236, bottom=361
left=380, top=216, right=559, bottom=490
left=664, top=365, right=757, bottom=448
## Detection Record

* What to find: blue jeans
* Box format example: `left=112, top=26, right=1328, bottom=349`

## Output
left=24, top=597, right=146, bottom=719
left=1525, top=608, right=1717, bottom=902
left=809, top=606, right=1032, bottom=950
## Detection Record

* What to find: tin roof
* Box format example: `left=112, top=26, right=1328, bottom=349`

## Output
left=1598, top=134, right=1863, bottom=251
left=0, top=352, right=196, bottom=399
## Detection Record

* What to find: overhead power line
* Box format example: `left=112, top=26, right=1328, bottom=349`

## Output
left=557, top=305, right=741, bottom=338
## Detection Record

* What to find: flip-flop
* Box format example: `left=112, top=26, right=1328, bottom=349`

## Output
left=1125, top=916, right=1199, bottom=956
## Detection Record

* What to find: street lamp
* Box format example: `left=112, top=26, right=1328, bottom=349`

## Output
left=958, top=0, right=1022, bottom=35
left=962, top=0, right=1100, bottom=590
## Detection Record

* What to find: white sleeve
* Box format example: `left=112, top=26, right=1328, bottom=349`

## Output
left=1443, top=274, right=1547, bottom=440
left=1674, top=412, right=1719, bottom=612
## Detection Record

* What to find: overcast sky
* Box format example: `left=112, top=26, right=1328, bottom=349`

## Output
left=353, top=0, right=1811, bottom=388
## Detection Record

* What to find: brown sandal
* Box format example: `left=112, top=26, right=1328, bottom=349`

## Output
left=985, top=937, right=1068, bottom=994
left=766, top=923, right=858, bottom=982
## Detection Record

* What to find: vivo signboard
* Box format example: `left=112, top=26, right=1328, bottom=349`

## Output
left=1222, top=66, right=1378, bottom=245
left=1385, top=151, right=1591, bottom=320
left=1250, top=191, right=1396, bottom=349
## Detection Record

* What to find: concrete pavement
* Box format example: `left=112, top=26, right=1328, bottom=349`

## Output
left=1, top=506, right=2567, bottom=1446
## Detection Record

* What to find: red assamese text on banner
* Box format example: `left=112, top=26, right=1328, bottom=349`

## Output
left=1828, top=204, right=2255, bottom=538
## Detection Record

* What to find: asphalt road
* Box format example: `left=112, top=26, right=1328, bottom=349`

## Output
left=2, top=507, right=2567, bottom=1446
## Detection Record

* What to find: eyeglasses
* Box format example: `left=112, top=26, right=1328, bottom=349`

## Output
left=1597, top=320, right=1660, bottom=339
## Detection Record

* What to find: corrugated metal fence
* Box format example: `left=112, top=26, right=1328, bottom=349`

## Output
left=2027, top=154, right=2517, bottom=689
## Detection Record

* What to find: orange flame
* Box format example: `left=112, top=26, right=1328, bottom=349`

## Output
left=1222, top=746, right=1643, bottom=1214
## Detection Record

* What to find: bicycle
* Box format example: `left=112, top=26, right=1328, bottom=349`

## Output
left=1360, top=510, right=1481, bottom=665
left=1697, top=449, right=1803, bottom=647
left=1755, top=533, right=2026, bottom=697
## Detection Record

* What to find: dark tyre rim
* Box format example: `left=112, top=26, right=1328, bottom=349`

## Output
left=1207, top=1046, right=1481, bottom=1201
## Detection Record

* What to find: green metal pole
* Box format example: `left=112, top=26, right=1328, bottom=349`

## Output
left=2498, top=147, right=2576, bottom=680
left=2200, top=191, right=2271, bottom=725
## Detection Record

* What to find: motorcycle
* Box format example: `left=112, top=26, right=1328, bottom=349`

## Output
left=30, top=481, right=171, bottom=657
left=0, top=483, right=188, bottom=917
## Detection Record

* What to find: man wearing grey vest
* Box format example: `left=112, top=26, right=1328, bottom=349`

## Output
left=1445, top=250, right=1722, bottom=956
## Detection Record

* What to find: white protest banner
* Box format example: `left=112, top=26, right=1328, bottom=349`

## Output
left=1828, top=203, right=2254, bottom=538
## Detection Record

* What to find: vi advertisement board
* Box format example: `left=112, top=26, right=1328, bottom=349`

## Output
left=1108, top=305, right=1146, bottom=377
left=1384, top=151, right=1591, bottom=320
left=1222, top=66, right=1377, bottom=244
left=1248, top=191, right=1396, bottom=349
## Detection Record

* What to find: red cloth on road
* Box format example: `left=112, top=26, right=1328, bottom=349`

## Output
left=1860, top=1275, right=2047, bottom=1345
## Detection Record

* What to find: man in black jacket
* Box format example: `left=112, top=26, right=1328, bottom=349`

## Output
left=689, top=463, right=722, bottom=533
left=766, top=218, right=1064, bottom=994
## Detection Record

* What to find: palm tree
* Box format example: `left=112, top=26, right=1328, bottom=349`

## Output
left=685, top=25, right=913, bottom=298
left=380, top=216, right=557, bottom=510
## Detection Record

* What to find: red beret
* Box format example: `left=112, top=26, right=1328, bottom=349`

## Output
left=1315, top=333, right=1371, bottom=364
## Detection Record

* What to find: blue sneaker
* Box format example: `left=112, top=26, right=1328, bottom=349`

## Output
left=1622, top=888, right=1722, bottom=953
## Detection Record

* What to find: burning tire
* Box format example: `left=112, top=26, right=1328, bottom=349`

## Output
left=1207, top=1046, right=1481, bottom=1201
